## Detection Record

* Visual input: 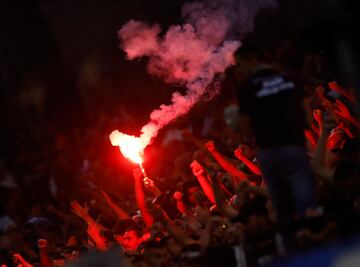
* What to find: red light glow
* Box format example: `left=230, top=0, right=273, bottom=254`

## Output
left=109, top=130, right=145, bottom=164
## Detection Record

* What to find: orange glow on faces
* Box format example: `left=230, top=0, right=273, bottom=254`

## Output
left=109, top=130, right=145, bottom=164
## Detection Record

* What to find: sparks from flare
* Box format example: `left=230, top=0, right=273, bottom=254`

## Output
left=109, top=130, right=148, bottom=176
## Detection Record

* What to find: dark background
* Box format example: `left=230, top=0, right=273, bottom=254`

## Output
left=1, top=0, right=359, bottom=160
left=0, top=0, right=185, bottom=158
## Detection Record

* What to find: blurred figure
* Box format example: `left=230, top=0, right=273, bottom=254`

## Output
left=236, top=41, right=316, bottom=252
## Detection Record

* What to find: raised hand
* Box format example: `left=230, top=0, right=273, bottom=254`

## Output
left=143, top=177, right=154, bottom=187
left=144, top=177, right=162, bottom=197
left=190, top=160, right=205, bottom=177
left=37, top=239, right=47, bottom=249
left=205, top=141, right=216, bottom=152
left=313, top=109, right=323, bottom=126
left=70, top=201, right=89, bottom=219
left=234, top=147, right=244, bottom=159
left=328, top=81, right=341, bottom=93
left=12, top=254, right=23, bottom=264
left=12, top=254, right=33, bottom=267
left=173, top=191, right=183, bottom=201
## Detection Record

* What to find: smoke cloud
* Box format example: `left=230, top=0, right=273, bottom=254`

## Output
left=117, top=0, right=278, bottom=148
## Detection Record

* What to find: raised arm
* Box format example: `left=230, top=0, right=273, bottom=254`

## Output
left=234, top=146, right=262, bottom=176
left=334, top=99, right=360, bottom=129
left=101, top=190, right=131, bottom=220
left=190, top=160, right=216, bottom=204
left=133, top=168, right=154, bottom=227
left=87, top=224, right=108, bottom=251
left=173, top=191, right=187, bottom=215
left=47, top=204, right=84, bottom=228
left=205, top=141, right=248, bottom=182
left=143, top=177, right=162, bottom=198
left=37, top=239, right=52, bottom=267
left=12, top=254, right=33, bottom=267
left=70, top=201, right=107, bottom=231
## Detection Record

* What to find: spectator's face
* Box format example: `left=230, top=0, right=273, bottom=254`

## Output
left=122, top=230, right=142, bottom=251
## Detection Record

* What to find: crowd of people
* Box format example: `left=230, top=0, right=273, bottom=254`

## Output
left=1, top=35, right=360, bottom=267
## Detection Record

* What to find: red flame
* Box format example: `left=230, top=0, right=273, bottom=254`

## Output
left=109, top=130, right=147, bottom=164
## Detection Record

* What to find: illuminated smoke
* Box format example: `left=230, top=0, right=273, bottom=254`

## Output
left=113, top=0, right=277, bottom=153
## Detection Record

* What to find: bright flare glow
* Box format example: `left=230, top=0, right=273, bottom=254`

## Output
left=109, top=130, right=145, bottom=164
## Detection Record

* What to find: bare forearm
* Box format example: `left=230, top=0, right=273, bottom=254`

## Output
left=211, top=150, right=247, bottom=180
left=111, top=205, right=131, bottom=220
left=92, top=237, right=107, bottom=252
left=195, top=174, right=216, bottom=204
left=18, top=259, right=33, bottom=267
left=234, top=154, right=262, bottom=176
left=104, top=198, right=130, bottom=220
left=39, top=250, right=52, bottom=267
left=134, top=179, right=153, bottom=227
left=51, top=207, right=84, bottom=227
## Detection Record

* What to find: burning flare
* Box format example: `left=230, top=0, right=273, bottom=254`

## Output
left=110, top=0, right=277, bottom=165
left=109, top=130, right=145, bottom=164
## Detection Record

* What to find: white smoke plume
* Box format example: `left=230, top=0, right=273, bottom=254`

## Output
left=117, top=0, right=278, bottom=148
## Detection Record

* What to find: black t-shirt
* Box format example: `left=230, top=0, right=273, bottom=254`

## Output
left=238, top=66, right=306, bottom=148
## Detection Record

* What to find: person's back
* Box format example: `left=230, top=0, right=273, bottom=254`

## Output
left=236, top=44, right=316, bottom=254
left=238, top=66, right=306, bottom=148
